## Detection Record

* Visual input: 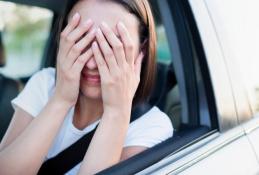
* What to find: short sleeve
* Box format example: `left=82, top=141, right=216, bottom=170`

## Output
left=124, top=107, right=174, bottom=148
left=11, top=68, right=55, bottom=117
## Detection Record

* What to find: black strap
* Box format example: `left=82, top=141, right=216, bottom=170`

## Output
left=38, top=104, right=152, bottom=175
left=38, top=125, right=97, bottom=175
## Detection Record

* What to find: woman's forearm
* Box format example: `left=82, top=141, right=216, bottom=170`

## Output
left=0, top=97, right=71, bottom=175
left=78, top=110, right=131, bottom=175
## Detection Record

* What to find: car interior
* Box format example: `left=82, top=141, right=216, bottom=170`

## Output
left=0, top=32, right=21, bottom=140
left=0, top=0, right=217, bottom=174
left=0, top=0, right=183, bottom=140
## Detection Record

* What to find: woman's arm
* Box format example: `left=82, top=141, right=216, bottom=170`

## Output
left=0, top=98, right=71, bottom=175
left=120, top=146, right=148, bottom=161
left=0, top=108, right=33, bottom=151
left=78, top=21, right=144, bottom=175
left=78, top=111, right=130, bottom=175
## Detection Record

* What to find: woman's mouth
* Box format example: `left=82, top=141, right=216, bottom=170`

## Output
left=81, top=72, right=101, bottom=85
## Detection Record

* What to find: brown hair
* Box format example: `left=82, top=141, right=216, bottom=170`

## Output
left=57, top=0, right=157, bottom=105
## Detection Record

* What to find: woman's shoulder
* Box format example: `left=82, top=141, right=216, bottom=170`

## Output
left=33, top=67, right=56, bottom=81
left=125, top=106, right=173, bottom=148
left=142, top=106, right=172, bottom=122
left=134, top=106, right=173, bottom=132
left=11, top=67, right=56, bottom=117
left=29, top=67, right=56, bottom=90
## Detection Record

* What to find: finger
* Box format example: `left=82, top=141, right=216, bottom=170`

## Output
left=61, top=13, right=80, bottom=37
left=134, top=52, right=144, bottom=77
left=96, top=28, right=119, bottom=73
left=66, top=19, right=94, bottom=46
left=61, top=19, right=94, bottom=61
left=100, top=22, right=126, bottom=67
left=62, top=19, right=93, bottom=59
left=71, top=49, right=93, bottom=75
left=66, top=28, right=96, bottom=67
left=92, top=41, right=110, bottom=79
left=58, top=13, right=81, bottom=58
left=117, top=22, right=135, bottom=66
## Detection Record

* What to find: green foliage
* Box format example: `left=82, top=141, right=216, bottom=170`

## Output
left=4, top=5, right=52, bottom=54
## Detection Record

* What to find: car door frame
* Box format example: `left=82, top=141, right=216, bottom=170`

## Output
left=134, top=0, right=259, bottom=174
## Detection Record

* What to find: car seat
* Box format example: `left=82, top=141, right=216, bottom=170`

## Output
left=148, top=62, right=182, bottom=130
left=164, top=85, right=181, bottom=131
left=0, top=74, right=20, bottom=141
left=0, top=32, right=21, bottom=141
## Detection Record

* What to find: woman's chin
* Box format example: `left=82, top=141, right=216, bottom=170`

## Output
left=79, top=85, right=102, bottom=100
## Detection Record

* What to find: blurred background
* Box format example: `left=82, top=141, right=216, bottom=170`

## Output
left=0, top=1, right=53, bottom=78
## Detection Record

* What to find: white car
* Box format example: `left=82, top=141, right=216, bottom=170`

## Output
left=0, top=0, right=259, bottom=174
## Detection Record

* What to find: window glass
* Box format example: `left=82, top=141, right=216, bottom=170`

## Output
left=205, top=0, right=259, bottom=115
left=0, top=1, right=53, bottom=78
left=156, top=25, right=171, bottom=64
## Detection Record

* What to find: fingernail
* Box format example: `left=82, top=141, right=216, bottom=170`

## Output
left=90, top=28, right=96, bottom=35
left=73, top=13, right=80, bottom=20
left=92, top=41, right=97, bottom=48
left=118, top=21, right=124, bottom=29
left=101, top=22, right=108, bottom=28
left=97, top=28, right=102, bottom=35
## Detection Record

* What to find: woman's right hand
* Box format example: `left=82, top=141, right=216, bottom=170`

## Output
left=54, top=13, right=96, bottom=107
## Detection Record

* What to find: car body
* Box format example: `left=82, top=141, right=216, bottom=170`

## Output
left=0, top=0, right=259, bottom=174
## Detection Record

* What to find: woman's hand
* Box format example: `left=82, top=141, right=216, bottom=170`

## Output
left=92, top=21, right=144, bottom=116
left=54, top=13, right=96, bottom=107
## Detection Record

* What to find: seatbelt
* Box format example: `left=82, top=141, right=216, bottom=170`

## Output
left=38, top=125, right=97, bottom=175
left=38, top=103, right=151, bottom=175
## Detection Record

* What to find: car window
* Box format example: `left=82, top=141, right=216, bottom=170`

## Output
left=100, top=0, right=218, bottom=173
left=0, top=1, right=53, bottom=78
left=156, top=25, right=171, bottom=64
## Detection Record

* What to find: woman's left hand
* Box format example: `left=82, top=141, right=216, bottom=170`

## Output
left=92, top=21, right=144, bottom=117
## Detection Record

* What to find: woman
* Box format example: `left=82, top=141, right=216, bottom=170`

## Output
left=0, top=0, right=173, bottom=174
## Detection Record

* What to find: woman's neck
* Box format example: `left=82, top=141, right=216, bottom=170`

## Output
left=73, top=94, right=103, bottom=130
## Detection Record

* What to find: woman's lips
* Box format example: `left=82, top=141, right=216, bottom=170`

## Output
left=82, top=72, right=101, bottom=84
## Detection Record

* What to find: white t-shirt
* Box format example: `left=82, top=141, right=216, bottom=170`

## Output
left=12, top=68, right=173, bottom=175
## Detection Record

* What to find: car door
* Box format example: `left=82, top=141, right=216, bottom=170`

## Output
left=132, top=0, right=259, bottom=174
left=207, top=0, right=259, bottom=167
left=174, top=0, right=259, bottom=174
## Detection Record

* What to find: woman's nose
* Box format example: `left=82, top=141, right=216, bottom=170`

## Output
left=85, top=57, right=98, bottom=70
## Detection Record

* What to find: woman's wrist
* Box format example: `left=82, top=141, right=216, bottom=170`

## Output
left=103, top=106, right=131, bottom=122
left=50, top=95, right=73, bottom=113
